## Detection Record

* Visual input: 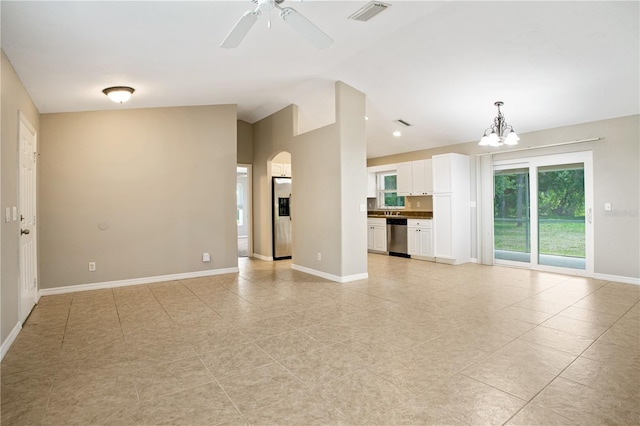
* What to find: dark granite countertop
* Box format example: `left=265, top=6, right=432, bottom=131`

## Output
left=367, top=211, right=433, bottom=219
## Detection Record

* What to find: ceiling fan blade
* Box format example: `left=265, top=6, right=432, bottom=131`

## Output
left=220, top=10, right=261, bottom=48
left=279, top=7, right=333, bottom=49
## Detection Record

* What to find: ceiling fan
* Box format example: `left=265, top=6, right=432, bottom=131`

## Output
left=221, top=0, right=333, bottom=49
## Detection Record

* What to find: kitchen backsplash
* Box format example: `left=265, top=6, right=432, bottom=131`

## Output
left=405, top=195, right=432, bottom=211
left=366, top=195, right=432, bottom=211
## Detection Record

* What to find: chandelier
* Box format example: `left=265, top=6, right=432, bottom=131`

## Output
left=479, top=101, right=519, bottom=147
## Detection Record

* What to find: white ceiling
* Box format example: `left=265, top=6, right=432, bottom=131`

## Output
left=2, top=1, right=638, bottom=158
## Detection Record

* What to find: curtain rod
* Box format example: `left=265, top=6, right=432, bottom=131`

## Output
left=486, top=137, right=601, bottom=154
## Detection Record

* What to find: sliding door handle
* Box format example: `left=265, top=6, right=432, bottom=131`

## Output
left=587, top=208, right=593, bottom=224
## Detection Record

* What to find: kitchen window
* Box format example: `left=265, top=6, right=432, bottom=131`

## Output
left=377, top=172, right=405, bottom=209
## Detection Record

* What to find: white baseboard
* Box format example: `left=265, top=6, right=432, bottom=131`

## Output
left=470, top=257, right=478, bottom=264
left=252, top=253, right=273, bottom=261
left=593, top=273, right=640, bottom=286
left=410, top=255, right=435, bottom=262
left=39, top=267, right=239, bottom=297
left=1, top=322, right=22, bottom=361
left=291, top=264, right=368, bottom=283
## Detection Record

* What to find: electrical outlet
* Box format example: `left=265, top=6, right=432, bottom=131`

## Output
left=88, top=262, right=96, bottom=272
left=317, top=252, right=322, bottom=261
left=202, top=252, right=211, bottom=262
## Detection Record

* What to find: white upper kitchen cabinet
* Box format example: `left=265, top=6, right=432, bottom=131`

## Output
left=411, top=159, right=433, bottom=195
left=433, top=155, right=453, bottom=193
left=397, top=159, right=433, bottom=196
left=271, top=163, right=291, bottom=177
left=432, top=153, right=470, bottom=265
left=396, top=162, right=413, bottom=196
left=367, top=172, right=377, bottom=198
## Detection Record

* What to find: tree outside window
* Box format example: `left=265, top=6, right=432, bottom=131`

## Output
left=377, top=172, right=405, bottom=208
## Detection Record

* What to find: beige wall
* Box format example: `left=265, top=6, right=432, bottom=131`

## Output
left=237, top=120, right=253, bottom=164
left=335, top=82, right=368, bottom=276
left=368, top=115, right=640, bottom=279
left=1, top=51, right=40, bottom=343
left=252, top=82, right=368, bottom=279
left=252, top=104, right=297, bottom=258
left=39, top=105, right=238, bottom=289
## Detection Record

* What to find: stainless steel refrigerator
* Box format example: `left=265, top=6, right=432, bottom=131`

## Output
left=272, top=177, right=292, bottom=260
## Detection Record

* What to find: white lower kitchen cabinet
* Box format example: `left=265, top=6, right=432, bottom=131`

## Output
left=408, top=219, right=433, bottom=258
left=367, top=218, right=387, bottom=252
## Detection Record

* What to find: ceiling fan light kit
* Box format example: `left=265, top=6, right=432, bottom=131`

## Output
left=479, top=101, right=519, bottom=147
left=102, top=86, right=135, bottom=104
left=221, top=0, right=333, bottom=49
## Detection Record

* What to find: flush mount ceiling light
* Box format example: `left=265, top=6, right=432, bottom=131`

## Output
left=392, top=130, right=402, bottom=137
left=102, top=86, right=135, bottom=104
left=479, top=101, right=519, bottom=147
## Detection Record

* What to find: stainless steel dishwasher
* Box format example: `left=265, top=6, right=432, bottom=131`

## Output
left=386, top=218, right=409, bottom=257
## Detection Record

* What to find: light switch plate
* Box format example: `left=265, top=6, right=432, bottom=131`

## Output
left=5, top=208, right=10, bottom=223
left=12, top=207, right=17, bottom=221
left=360, top=204, right=366, bottom=212
left=202, top=253, right=211, bottom=262
left=604, top=203, right=612, bottom=211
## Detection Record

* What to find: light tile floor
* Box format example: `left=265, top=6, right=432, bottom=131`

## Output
left=1, top=254, right=639, bottom=425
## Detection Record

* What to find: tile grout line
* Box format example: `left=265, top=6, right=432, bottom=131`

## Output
left=500, top=297, right=639, bottom=425
left=111, top=287, right=143, bottom=406
left=38, top=293, right=75, bottom=426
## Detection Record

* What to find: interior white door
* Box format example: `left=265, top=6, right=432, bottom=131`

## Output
left=19, top=114, right=38, bottom=323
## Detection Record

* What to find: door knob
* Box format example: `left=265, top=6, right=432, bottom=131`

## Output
left=21, top=229, right=30, bottom=235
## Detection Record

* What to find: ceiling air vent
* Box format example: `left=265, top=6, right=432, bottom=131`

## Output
left=394, top=119, right=412, bottom=127
left=348, top=2, right=391, bottom=22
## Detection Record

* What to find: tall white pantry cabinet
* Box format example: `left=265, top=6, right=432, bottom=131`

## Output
left=433, top=153, right=471, bottom=264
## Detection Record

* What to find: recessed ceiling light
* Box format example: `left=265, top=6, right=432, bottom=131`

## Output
left=392, top=130, right=402, bottom=137
left=102, top=86, right=135, bottom=104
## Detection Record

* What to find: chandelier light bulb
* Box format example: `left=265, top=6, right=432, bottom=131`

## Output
left=504, top=131, right=520, bottom=145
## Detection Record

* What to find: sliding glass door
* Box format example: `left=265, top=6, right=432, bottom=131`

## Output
left=493, top=153, right=593, bottom=274
left=537, top=164, right=586, bottom=269
left=494, top=167, right=531, bottom=264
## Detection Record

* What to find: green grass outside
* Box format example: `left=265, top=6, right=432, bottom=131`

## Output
left=494, top=220, right=585, bottom=258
